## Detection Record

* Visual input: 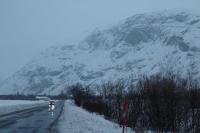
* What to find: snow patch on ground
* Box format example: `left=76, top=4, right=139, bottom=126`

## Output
left=0, top=100, right=48, bottom=116
left=56, top=100, right=133, bottom=133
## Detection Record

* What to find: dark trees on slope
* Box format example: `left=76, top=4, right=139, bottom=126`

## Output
left=71, top=73, right=200, bottom=133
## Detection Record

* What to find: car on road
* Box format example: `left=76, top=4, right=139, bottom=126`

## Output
left=49, top=100, right=55, bottom=111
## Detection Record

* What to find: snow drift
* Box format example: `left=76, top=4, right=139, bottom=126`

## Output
left=0, top=100, right=48, bottom=116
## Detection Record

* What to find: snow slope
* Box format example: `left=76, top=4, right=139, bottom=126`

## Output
left=0, top=100, right=48, bottom=116
left=0, top=10, right=200, bottom=95
left=56, top=100, right=133, bottom=133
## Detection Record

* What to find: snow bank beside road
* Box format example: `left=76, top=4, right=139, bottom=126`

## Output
left=0, top=100, right=48, bottom=116
left=56, top=100, right=133, bottom=133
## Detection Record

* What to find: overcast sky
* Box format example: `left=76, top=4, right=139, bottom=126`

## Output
left=0, top=0, right=200, bottom=80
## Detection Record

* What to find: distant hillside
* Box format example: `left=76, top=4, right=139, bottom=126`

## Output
left=0, top=10, right=200, bottom=95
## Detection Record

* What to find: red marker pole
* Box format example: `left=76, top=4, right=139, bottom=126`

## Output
left=123, top=96, right=127, bottom=112
left=122, top=96, right=126, bottom=133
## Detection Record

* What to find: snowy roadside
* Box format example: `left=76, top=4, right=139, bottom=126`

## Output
left=56, top=100, right=133, bottom=133
left=0, top=100, right=48, bottom=116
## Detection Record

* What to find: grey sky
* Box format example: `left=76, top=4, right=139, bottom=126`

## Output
left=0, top=0, right=200, bottom=80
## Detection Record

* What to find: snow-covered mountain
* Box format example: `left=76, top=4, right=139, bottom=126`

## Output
left=1, top=10, right=200, bottom=95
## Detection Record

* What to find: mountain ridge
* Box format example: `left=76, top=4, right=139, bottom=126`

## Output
left=0, top=10, right=200, bottom=95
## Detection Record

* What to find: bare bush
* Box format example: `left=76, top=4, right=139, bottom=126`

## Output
left=71, top=73, right=200, bottom=133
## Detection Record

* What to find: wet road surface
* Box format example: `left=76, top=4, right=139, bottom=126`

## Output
left=0, top=100, right=64, bottom=133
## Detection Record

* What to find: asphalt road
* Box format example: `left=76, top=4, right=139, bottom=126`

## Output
left=0, top=100, right=64, bottom=133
